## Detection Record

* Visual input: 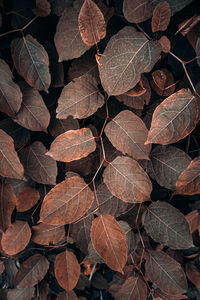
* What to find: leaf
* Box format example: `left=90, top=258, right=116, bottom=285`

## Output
left=14, top=254, right=49, bottom=288
left=98, top=26, right=161, bottom=96
left=151, top=68, right=175, bottom=97
left=39, top=175, right=94, bottom=225
left=19, top=141, right=57, bottom=185
left=142, top=201, right=194, bottom=249
left=175, top=156, right=200, bottom=195
left=16, top=187, right=40, bottom=212
left=159, top=35, right=171, bottom=53
left=78, top=0, right=106, bottom=46
left=32, top=223, right=65, bottom=245
left=0, top=183, right=17, bottom=231
left=14, top=82, right=50, bottom=132
left=7, top=287, right=35, bottom=300
left=146, top=250, right=188, bottom=295
left=0, top=129, right=24, bottom=179
left=145, top=89, right=200, bottom=145
left=46, top=128, right=96, bottom=162
left=32, top=0, right=51, bottom=17
left=196, top=37, right=200, bottom=67
left=1, top=221, right=31, bottom=256
left=57, top=291, right=78, bottom=300
left=185, top=261, right=200, bottom=289
left=157, top=0, right=193, bottom=15
left=147, top=145, right=192, bottom=190
left=91, top=214, right=127, bottom=273
left=123, top=0, right=154, bottom=23
left=103, top=156, right=152, bottom=203
left=54, top=7, right=89, bottom=62
left=152, top=1, right=171, bottom=33
left=104, top=110, right=151, bottom=160
left=0, top=261, right=5, bottom=275
left=49, top=116, right=79, bottom=138
left=186, top=210, right=200, bottom=233
left=55, top=250, right=80, bottom=292
left=0, top=58, right=22, bottom=117
left=11, top=35, right=51, bottom=92
left=56, top=73, right=104, bottom=119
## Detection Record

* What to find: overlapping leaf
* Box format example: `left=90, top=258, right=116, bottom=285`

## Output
left=16, top=187, right=40, bottom=212
left=32, top=223, right=65, bottom=245
left=123, top=0, right=154, bottom=23
left=152, top=1, right=171, bottom=32
left=57, top=291, right=78, bottom=300
left=0, top=183, right=17, bottom=231
left=49, top=116, right=79, bottom=138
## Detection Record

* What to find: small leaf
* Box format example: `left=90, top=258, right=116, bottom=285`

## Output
left=142, top=201, right=194, bottom=249
left=151, top=68, right=175, bottom=97
left=32, top=223, right=65, bottom=245
left=186, top=261, right=200, bottom=289
left=152, top=1, right=171, bottom=33
left=11, top=35, right=51, bottom=92
left=123, top=0, right=154, bottom=23
left=32, top=0, right=51, bottom=17
left=91, top=214, right=127, bottom=273
left=7, top=287, right=35, bottom=300
left=16, top=187, right=40, bottom=212
left=55, top=250, right=80, bottom=292
left=0, top=261, right=5, bottom=275
left=159, top=35, right=171, bottom=53
left=0, top=183, right=17, bottom=231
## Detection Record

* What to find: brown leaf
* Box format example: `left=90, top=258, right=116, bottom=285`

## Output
left=46, top=128, right=96, bottom=162
left=123, top=0, right=154, bottom=23
left=146, top=250, right=188, bottom=295
left=1, top=221, right=31, bottom=256
left=56, top=73, right=104, bottom=119
left=0, top=183, right=17, bottom=231
left=91, top=214, right=127, bottom=273
left=0, top=261, right=5, bottom=275
left=118, top=221, right=138, bottom=256
left=124, top=79, right=146, bottom=97
left=54, top=7, right=89, bottom=62
left=176, top=14, right=200, bottom=36
left=142, top=201, right=194, bottom=249
left=0, top=129, right=24, bottom=179
left=151, top=69, right=175, bottom=96
left=32, top=223, right=65, bottom=245
left=11, top=35, right=51, bottom=92
left=96, top=0, right=114, bottom=24
left=39, top=175, right=94, bottom=224
left=103, top=156, right=152, bottom=203
left=7, top=287, right=35, bottom=300
left=145, top=89, right=200, bottom=145
left=186, top=210, right=200, bottom=233
left=0, top=59, right=22, bottom=117
left=56, top=291, right=78, bottom=300
left=158, top=35, right=171, bottom=53
left=152, top=2, right=171, bottom=33
left=33, top=0, right=51, bottom=17
left=185, top=261, right=200, bottom=289
left=105, top=110, right=151, bottom=160
left=16, top=187, right=40, bottom=212
left=19, top=141, right=57, bottom=185
left=14, top=254, right=49, bottom=288
left=55, top=250, right=80, bottom=292
left=49, top=116, right=79, bottom=138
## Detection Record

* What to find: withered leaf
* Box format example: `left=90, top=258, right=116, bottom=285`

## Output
left=56, top=73, right=104, bottom=119
left=46, top=128, right=96, bottom=162
left=39, top=175, right=94, bottom=225
left=151, top=68, right=175, bottom=97
left=91, top=214, right=127, bottom=273
left=32, top=223, right=65, bottom=245
left=146, top=250, right=188, bottom=295
left=1, top=221, right=31, bottom=256
left=16, top=187, right=40, bottom=212
left=99, top=26, right=161, bottom=96
left=20, top=141, right=57, bottom=185
left=105, top=110, right=151, bottom=160
left=142, top=201, right=194, bottom=249
left=0, top=129, right=24, bottom=180
left=103, top=156, right=152, bottom=203
left=145, top=89, right=200, bottom=145
left=7, top=287, right=35, bottom=300
left=32, top=0, right=51, bottom=17
left=0, top=59, right=22, bottom=117
left=152, top=1, right=171, bottom=33
left=123, top=0, right=154, bottom=23
left=57, top=291, right=78, bottom=300
left=185, top=261, right=200, bottom=289
left=0, top=183, right=17, bottom=231
left=11, top=35, right=51, bottom=92
left=14, top=254, right=49, bottom=288
left=55, top=250, right=80, bottom=292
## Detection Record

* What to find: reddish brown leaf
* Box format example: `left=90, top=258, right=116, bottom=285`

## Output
left=55, top=250, right=80, bottom=292
left=1, top=221, right=31, bottom=256
left=33, top=0, right=51, bottom=17
left=91, top=214, right=127, bottom=273
left=39, top=176, right=94, bottom=224
left=7, top=287, right=35, bottom=300
left=176, top=14, right=200, bottom=36
left=152, top=2, right=171, bottom=33
left=16, top=187, right=40, bottom=212
left=103, top=156, right=152, bottom=203
left=0, top=183, right=17, bottom=231
left=0, top=129, right=24, bottom=179
left=57, top=291, right=78, bottom=300
left=0, top=261, right=5, bottom=275
left=123, top=0, right=154, bottom=23
left=32, top=223, right=65, bottom=245
left=124, top=79, right=146, bottom=97
left=145, top=89, right=200, bottom=145
left=151, top=69, right=175, bottom=96
left=105, top=110, right=151, bottom=160
left=46, top=128, right=96, bottom=162
left=159, top=35, right=171, bottom=53
left=185, top=261, right=200, bottom=289
left=49, top=116, right=79, bottom=138
left=186, top=210, right=200, bottom=233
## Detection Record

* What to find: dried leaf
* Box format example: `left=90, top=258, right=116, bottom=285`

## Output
left=1, top=221, right=31, bottom=256
left=32, top=223, right=65, bottom=245
left=33, top=0, right=51, bottom=17
left=105, top=110, right=151, bottom=160
left=11, top=35, right=51, bottom=92
left=16, top=187, right=40, bottom=212
left=99, top=26, right=161, bottom=96
left=185, top=261, right=200, bottom=289
left=55, top=250, right=80, bottom=292
left=7, top=287, right=35, bottom=300
left=142, top=201, right=194, bottom=249
left=49, top=116, right=79, bottom=138
left=186, top=210, right=200, bottom=233
left=123, top=0, right=154, bottom=23
left=151, top=69, right=175, bottom=96
left=103, top=156, right=152, bottom=203
left=39, top=176, right=94, bottom=224
left=152, top=2, right=171, bottom=33
left=145, top=89, right=200, bottom=145
left=91, top=214, right=127, bottom=273
left=158, top=35, right=171, bottom=53
left=57, top=291, right=78, bottom=300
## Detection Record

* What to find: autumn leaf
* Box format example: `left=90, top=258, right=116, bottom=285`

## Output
left=16, top=187, right=40, bottom=212
left=0, top=183, right=17, bottom=231
left=151, top=1, right=171, bottom=32
left=32, top=223, right=65, bottom=245
left=123, top=0, right=154, bottom=23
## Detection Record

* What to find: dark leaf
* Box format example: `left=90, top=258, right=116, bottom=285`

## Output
left=123, top=0, right=154, bottom=23
left=32, top=223, right=65, bottom=245
left=48, top=116, right=79, bottom=138
left=152, top=1, right=171, bottom=33
left=7, top=287, right=35, bottom=300
left=56, top=291, right=78, bottom=300
left=16, top=187, right=40, bottom=212
left=185, top=261, right=200, bottom=289
left=0, top=183, right=17, bottom=231
left=32, top=0, right=51, bottom=17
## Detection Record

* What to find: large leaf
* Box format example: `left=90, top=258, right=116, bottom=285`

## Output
left=105, top=110, right=151, bottom=160
left=32, top=223, right=65, bottom=245
left=146, top=250, right=188, bottom=295
left=11, top=35, right=51, bottom=92
left=0, top=183, right=17, bottom=231
left=91, top=214, right=127, bottom=273
left=0, top=59, right=22, bottom=117
left=0, top=129, right=24, bottom=179
left=46, top=128, right=96, bottom=162
left=142, top=201, right=194, bottom=249
left=39, top=175, right=94, bottom=224
left=123, top=0, right=154, bottom=23
left=99, top=26, right=161, bottom=96
left=56, top=73, right=104, bottom=119
left=19, top=141, right=57, bottom=185
left=54, top=7, right=89, bottom=62
left=145, top=89, right=200, bottom=145
left=103, top=156, right=152, bottom=203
